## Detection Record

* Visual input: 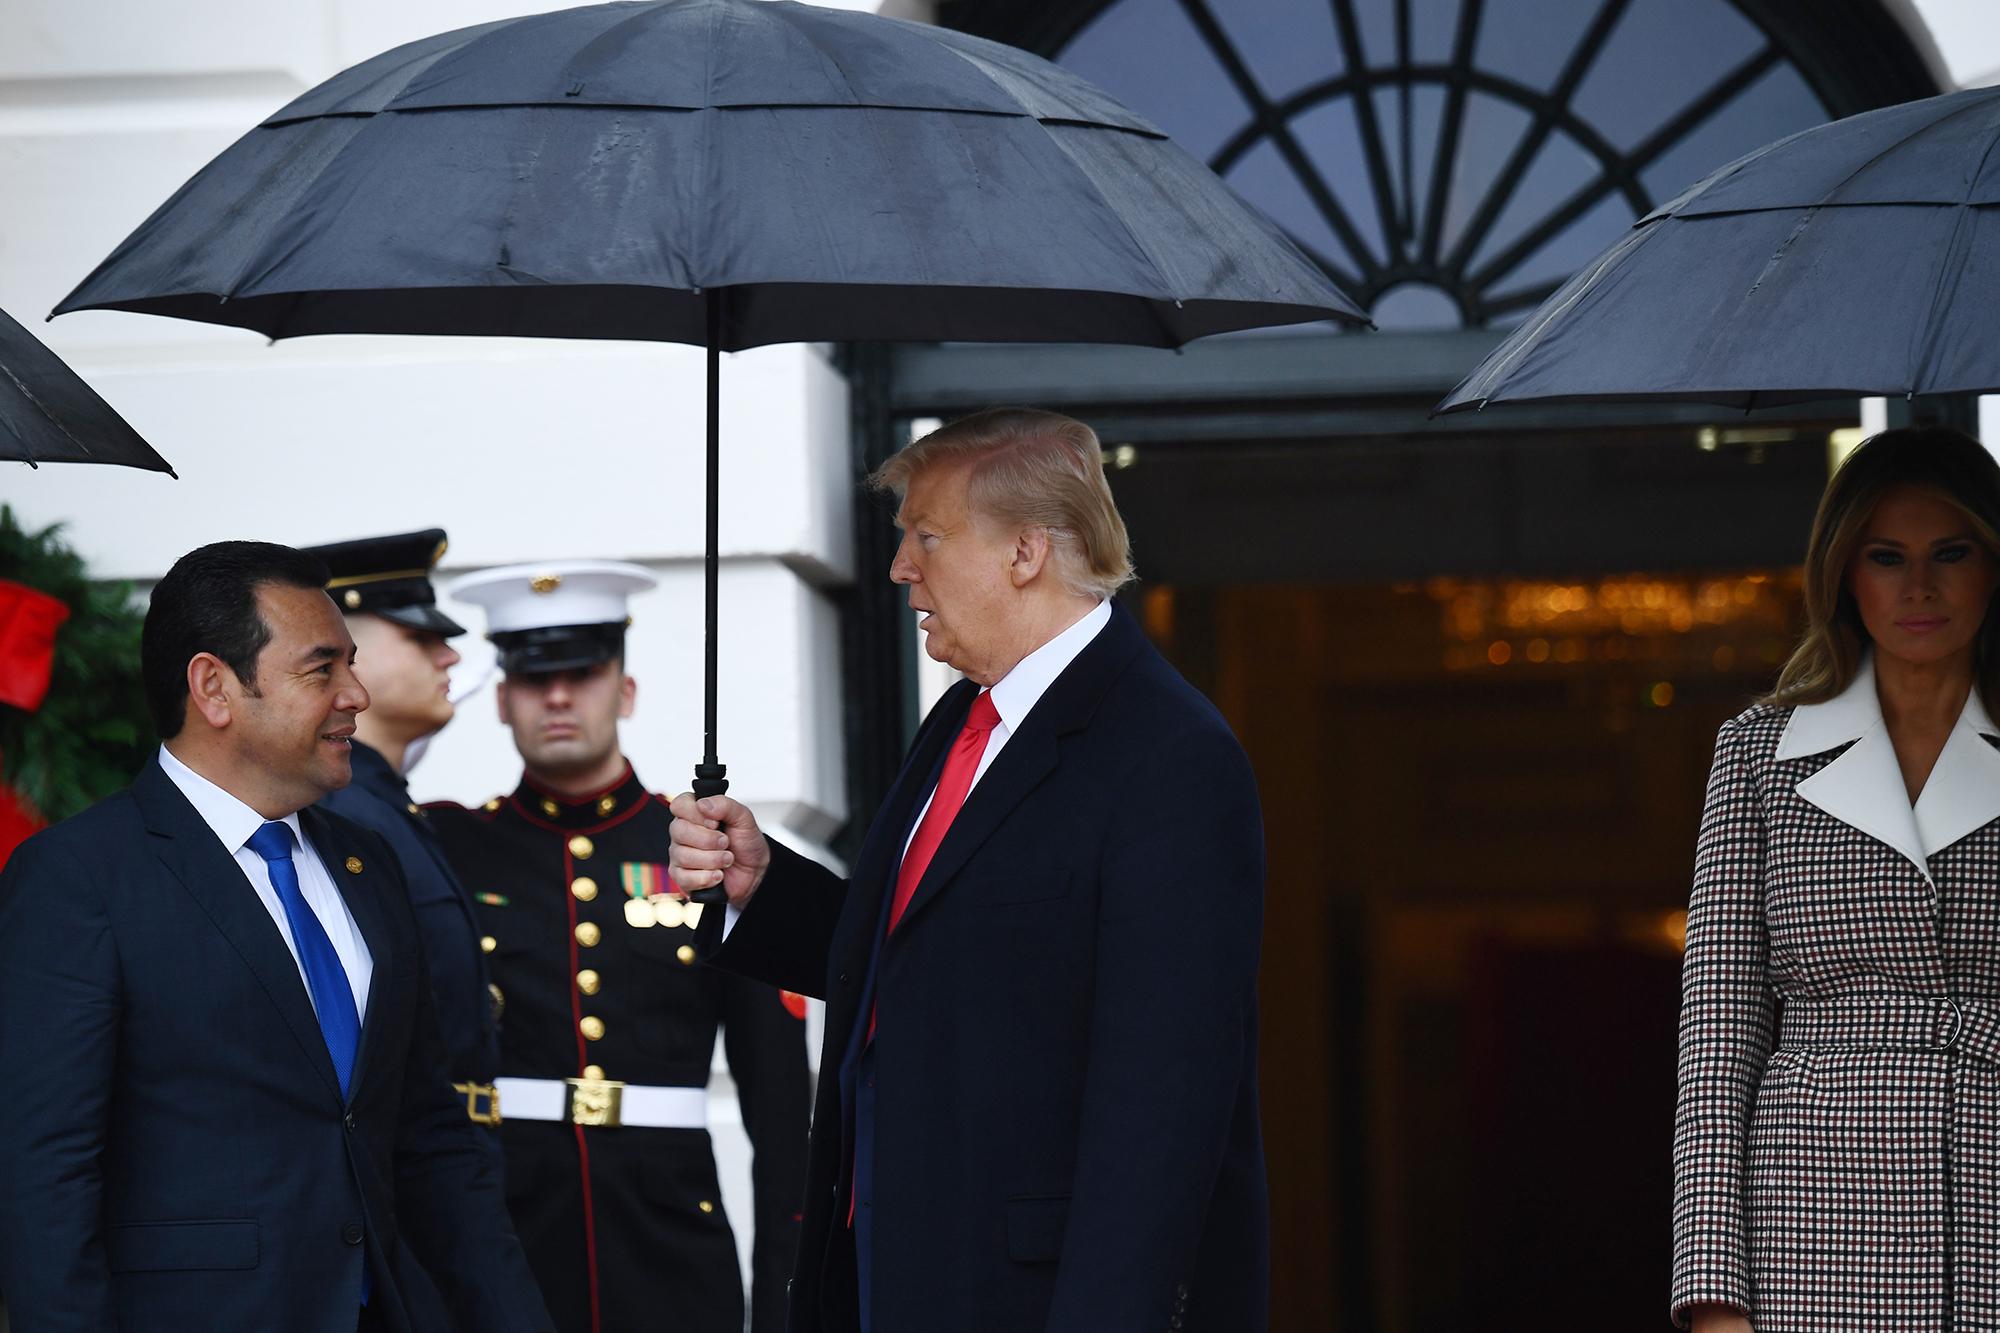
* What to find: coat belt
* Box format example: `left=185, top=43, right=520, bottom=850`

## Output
left=1779, top=992, right=2000, bottom=1065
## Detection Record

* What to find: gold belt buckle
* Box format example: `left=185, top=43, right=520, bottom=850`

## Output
left=452, top=1081, right=502, bottom=1127
left=565, top=1076, right=625, bottom=1127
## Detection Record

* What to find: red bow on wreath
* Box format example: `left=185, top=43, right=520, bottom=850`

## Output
left=0, top=578, right=70, bottom=713
left=0, top=579, right=72, bottom=865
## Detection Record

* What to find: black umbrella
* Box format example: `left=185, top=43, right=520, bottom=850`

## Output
left=55, top=0, right=1365, bottom=797
left=1437, top=84, right=2000, bottom=415
left=0, top=304, right=173, bottom=476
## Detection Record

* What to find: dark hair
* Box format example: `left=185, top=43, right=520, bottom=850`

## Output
left=1767, top=426, right=2000, bottom=714
left=142, top=542, right=332, bottom=739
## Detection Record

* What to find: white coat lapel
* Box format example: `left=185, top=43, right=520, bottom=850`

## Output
left=1780, top=655, right=1933, bottom=881
left=1913, top=686, right=2000, bottom=859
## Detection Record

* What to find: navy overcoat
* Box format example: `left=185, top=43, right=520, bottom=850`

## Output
left=706, top=605, right=1268, bottom=1333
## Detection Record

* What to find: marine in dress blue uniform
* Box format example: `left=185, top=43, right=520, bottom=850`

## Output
left=426, top=563, right=810, bottom=1333
left=305, top=529, right=504, bottom=1140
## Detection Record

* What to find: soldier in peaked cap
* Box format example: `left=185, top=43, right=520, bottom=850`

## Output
left=426, top=561, right=809, bottom=1333
left=305, top=529, right=507, bottom=1160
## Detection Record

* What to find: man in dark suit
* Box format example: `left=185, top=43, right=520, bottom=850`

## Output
left=308, top=529, right=505, bottom=1148
left=0, top=541, right=553, bottom=1333
left=668, top=408, right=1268, bottom=1333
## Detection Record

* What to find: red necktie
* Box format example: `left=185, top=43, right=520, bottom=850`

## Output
left=852, top=692, right=1002, bottom=1225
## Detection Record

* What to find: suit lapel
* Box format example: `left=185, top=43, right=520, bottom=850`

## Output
left=301, top=806, right=395, bottom=1093
left=132, top=762, right=345, bottom=1104
left=891, top=608, right=1144, bottom=936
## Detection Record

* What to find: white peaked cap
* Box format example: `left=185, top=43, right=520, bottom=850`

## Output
left=448, top=560, right=659, bottom=634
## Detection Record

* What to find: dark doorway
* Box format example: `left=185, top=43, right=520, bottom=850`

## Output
left=1117, top=423, right=1829, bottom=1331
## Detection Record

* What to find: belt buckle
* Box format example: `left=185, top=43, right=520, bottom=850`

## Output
left=1939, top=998, right=1965, bottom=1051
left=565, top=1076, right=625, bottom=1128
left=453, top=1081, right=502, bottom=1126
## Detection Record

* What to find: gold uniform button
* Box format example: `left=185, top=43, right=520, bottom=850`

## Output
left=582, top=1064, right=605, bottom=1080
left=406, top=802, right=422, bottom=817
left=576, top=922, right=601, bottom=948
left=577, top=969, right=601, bottom=995
left=482, top=798, right=502, bottom=813
left=344, top=857, right=363, bottom=874
left=597, top=795, right=618, bottom=817
left=569, top=835, right=595, bottom=860
left=541, top=798, right=560, bottom=817
left=571, top=876, right=598, bottom=902
left=698, top=1200, right=715, bottom=1214
left=480, top=935, right=498, bottom=954
left=343, top=589, right=362, bottom=609
left=676, top=945, right=697, bottom=965
left=580, top=1016, right=605, bottom=1041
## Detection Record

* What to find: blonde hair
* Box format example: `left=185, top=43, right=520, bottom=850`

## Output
left=1767, top=425, right=2000, bottom=712
left=872, top=408, right=1136, bottom=599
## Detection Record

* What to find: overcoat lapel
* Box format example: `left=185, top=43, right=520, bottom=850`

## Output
left=132, top=761, right=345, bottom=1104
left=1781, top=654, right=2000, bottom=879
left=832, top=681, right=977, bottom=971
left=1915, top=695, right=2000, bottom=857
left=891, top=608, right=1144, bottom=936
left=302, top=804, right=394, bottom=1094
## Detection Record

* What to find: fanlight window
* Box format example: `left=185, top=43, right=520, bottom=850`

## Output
left=1056, top=0, right=1829, bottom=329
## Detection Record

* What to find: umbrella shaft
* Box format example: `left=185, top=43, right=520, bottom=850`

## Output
left=695, top=292, right=728, bottom=800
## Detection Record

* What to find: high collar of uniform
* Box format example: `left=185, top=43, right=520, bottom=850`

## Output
left=1777, top=652, right=1999, bottom=760
left=513, top=763, right=650, bottom=829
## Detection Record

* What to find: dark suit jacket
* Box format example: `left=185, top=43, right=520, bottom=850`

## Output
left=705, top=605, right=1268, bottom=1333
left=0, top=758, right=553, bottom=1333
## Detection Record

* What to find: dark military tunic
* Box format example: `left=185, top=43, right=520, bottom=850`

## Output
left=428, top=766, right=809, bottom=1333
left=319, top=740, right=501, bottom=1113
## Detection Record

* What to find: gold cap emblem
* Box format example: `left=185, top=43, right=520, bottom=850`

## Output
left=530, top=572, right=563, bottom=594
left=344, top=856, right=363, bottom=874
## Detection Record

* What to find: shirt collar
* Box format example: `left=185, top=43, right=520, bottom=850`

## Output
left=1776, top=650, right=2000, bottom=759
left=157, top=744, right=304, bottom=854
left=987, top=600, right=1111, bottom=734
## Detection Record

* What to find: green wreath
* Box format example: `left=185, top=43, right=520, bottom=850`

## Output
left=0, top=506, right=152, bottom=822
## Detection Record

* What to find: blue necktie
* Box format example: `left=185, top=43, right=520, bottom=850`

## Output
left=247, top=822, right=361, bottom=1098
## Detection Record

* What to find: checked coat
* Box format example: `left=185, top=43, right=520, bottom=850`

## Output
left=1672, top=655, right=2000, bottom=1331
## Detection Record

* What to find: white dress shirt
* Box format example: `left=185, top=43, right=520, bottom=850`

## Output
left=158, top=745, right=373, bottom=1022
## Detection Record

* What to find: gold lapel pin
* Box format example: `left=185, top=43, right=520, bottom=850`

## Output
left=344, top=856, right=364, bottom=874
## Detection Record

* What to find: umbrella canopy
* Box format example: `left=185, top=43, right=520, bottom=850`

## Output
left=0, top=305, right=173, bottom=475
left=53, top=0, right=1366, bottom=798
left=1437, top=84, right=2000, bottom=414
left=57, top=0, right=1364, bottom=346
